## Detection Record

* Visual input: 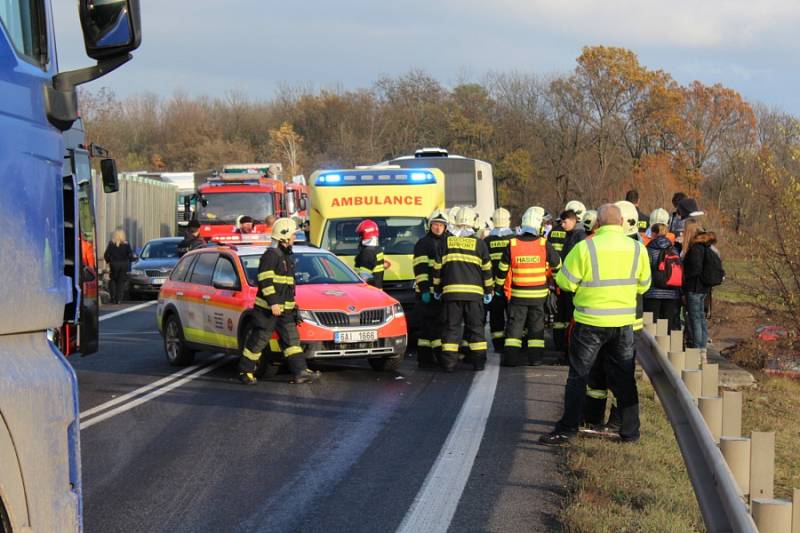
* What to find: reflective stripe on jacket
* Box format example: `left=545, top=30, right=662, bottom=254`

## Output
left=555, top=225, right=651, bottom=327
left=254, top=245, right=296, bottom=312
left=433, top=235, right=492, bottom=301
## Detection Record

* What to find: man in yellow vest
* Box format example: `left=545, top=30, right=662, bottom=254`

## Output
left=496, top=207, right=561, bottom=366
left=539, top=204, right=651, bottom=445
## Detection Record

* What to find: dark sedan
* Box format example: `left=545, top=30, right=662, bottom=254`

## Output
left=128, top=237, right=183, bottom=298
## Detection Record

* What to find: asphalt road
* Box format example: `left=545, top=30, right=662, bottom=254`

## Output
left=71, top=301, right=567, bottom=533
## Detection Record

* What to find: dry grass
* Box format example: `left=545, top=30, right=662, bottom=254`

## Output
left=740, top=373, right=800, bottom=498
left=560, top=377, right=704, bottom=533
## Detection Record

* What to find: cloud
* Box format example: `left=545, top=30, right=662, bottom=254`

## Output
left=453, top=0, right=800, bottom=48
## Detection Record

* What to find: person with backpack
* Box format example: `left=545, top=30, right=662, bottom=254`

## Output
left=682, top=220, right=724, bottom=362
left=643, top=223, right=682, bottom=331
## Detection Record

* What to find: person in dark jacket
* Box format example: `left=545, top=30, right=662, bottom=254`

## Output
left=643, top=223, right=681, bottom=331
left=103, top=229, right=135, bottom=304
left=682, top=219, right=716, bottom=362
left=177, top=220, right=205, bottom=257
left=550, top=209, right=586, bottom=353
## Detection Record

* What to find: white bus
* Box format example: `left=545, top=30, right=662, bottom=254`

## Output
left=379, top=148, right=496, bottom=224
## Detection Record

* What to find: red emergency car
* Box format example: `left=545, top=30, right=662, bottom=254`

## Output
left=156, top=244, right=408, bottom=376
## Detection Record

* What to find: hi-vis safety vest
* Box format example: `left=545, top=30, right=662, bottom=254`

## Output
left=502, top=238, right=549, bottom=301
left=555, top=225, right=651, bottom=327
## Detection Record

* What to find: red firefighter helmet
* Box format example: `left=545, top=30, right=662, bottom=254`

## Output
left=356, top=219, right=379, bottom=240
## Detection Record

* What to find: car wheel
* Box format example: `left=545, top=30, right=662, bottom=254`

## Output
left=368, top=355, right=403, bottom=372
left=163, top=314, right=195, bottom=366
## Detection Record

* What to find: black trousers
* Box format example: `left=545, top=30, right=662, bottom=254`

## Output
left=553, top=291, right=574, bottom=351
left=441, top=300, right=487, bottom=369
left=109, top=262, right=128, bottom=303
left=503, top=299, right=545, bottom=366
left=582, top=347, right=621, bottom=428
left=643, top=298, right=680, bottom=332
left=239, top=307, right=306, bottom=375
left=555, top=323, right=639, bottom=440
left=488, top=293, right=507, bottom=351
left=414, top=297, right=444, bottom=366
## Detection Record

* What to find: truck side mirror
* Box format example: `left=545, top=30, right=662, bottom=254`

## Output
left=100, top=158, right=119, bottom=193
left=80, top=0, right=142, bottom=60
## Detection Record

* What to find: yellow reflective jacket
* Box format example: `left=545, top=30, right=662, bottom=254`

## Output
left=555, top=225, right=651, bottom=327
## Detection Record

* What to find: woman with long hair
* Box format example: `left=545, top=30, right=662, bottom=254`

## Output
left=682, top=219, right=716, bottom=361
left=643, top=223, right=681, bottom=330
left=103, top=229, right=134, bottom=304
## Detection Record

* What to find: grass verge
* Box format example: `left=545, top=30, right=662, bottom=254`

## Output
left=560, top=377, right=704, bottom=533
left=740, top=372, right=800, bottom=498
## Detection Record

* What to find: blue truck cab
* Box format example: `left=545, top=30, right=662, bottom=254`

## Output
left=0, top=1, right=140, bottom=531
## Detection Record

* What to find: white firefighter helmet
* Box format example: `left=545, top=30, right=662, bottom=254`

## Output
left=615, top=201, right=639, bottom=236
left=649, top=207, right=670, bottom=227
left=582, top=209, right=598, bottom=233
left=491, top=207, right=511, bottom=229
left=271, top=217, right=297, bottom=242
left=564, top=200, right=587, bottom=222
left=454, top=206, right=476, bottom=227
left=520, top=206, right=545, bottom=235
left=428, top=208, right=450, bottom=226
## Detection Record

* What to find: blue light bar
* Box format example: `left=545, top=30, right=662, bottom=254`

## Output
left=315, top=170, right=436, bottom=186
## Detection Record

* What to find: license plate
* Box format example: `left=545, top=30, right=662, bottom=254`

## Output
left=152, top=278, right=165, bottom=285
left=335, top=330, right=378, bottom=343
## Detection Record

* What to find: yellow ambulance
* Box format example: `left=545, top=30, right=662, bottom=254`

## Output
left=309, top=167, right=445, bottom=305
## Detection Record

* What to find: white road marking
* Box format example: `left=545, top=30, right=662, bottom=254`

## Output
left=396, top=354, right=500, bottom=533
left=79, top=355, right=230, bottom=430
left=99, top=300, right=157, bottom=322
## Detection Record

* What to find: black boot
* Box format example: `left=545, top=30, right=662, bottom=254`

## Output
left=286, top=355, right=321, bottom=384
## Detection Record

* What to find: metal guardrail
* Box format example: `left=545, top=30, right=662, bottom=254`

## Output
left=636, top=331, right=757, bottom=533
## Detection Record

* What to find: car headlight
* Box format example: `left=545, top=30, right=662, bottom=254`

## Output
left=388, top=304, right=404, bottom=318
left=298, top=310, right=317, bottom=324
left=130, top=269, right=146, bottom=277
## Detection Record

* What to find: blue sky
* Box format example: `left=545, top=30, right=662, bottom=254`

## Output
left=53, top=0, right=800, bottom=114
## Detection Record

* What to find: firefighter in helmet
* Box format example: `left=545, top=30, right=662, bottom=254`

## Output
left=433, top=207, right=493, bottom=372
left=354, top=219, right=384, bottom=289
left=496, top=207, right=561, bottom=366
left=412, top=209, right=450, bottom=368
left=238, top=217, right=321, bottom=385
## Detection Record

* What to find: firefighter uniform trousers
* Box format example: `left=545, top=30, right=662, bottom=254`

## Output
left=497, top=236, right=561, bottom=366
left=434, top=234, right=493, bottom=370
left=240, top=308, right=305, bottom=375
left=488, top=294, right=507, bottom=352
left=414, top=297, right=444, bottom=366
left=553, top=290, right=574, bottom=352
left=238, top=245, right=307, bottom=376
left=412, top=232, right=446, bottom=366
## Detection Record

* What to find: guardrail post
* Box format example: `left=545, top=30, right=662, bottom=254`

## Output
left=685, top=348, right=701, bottom=371
left=752, top=499, right=792, bottom=533
left=699, top=397, right=723, bottom=443
left=721, top=437, right=751, bottom=496
left=682, top=369, right=702, bottom=404
left=657, top=319, right=669, bottom=337
left=793, top=489, right=800, bottom=533
left=751, top=432, right=776, bottom=503
left=656, top=335, right=671, bottom=354
left=722, top=391, right=743, bottom=438
left=670, top=329, right=683, bottom=353
left=701, top=363, right=719, bottom=398
left=668, top=351, right=686, bottom=375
